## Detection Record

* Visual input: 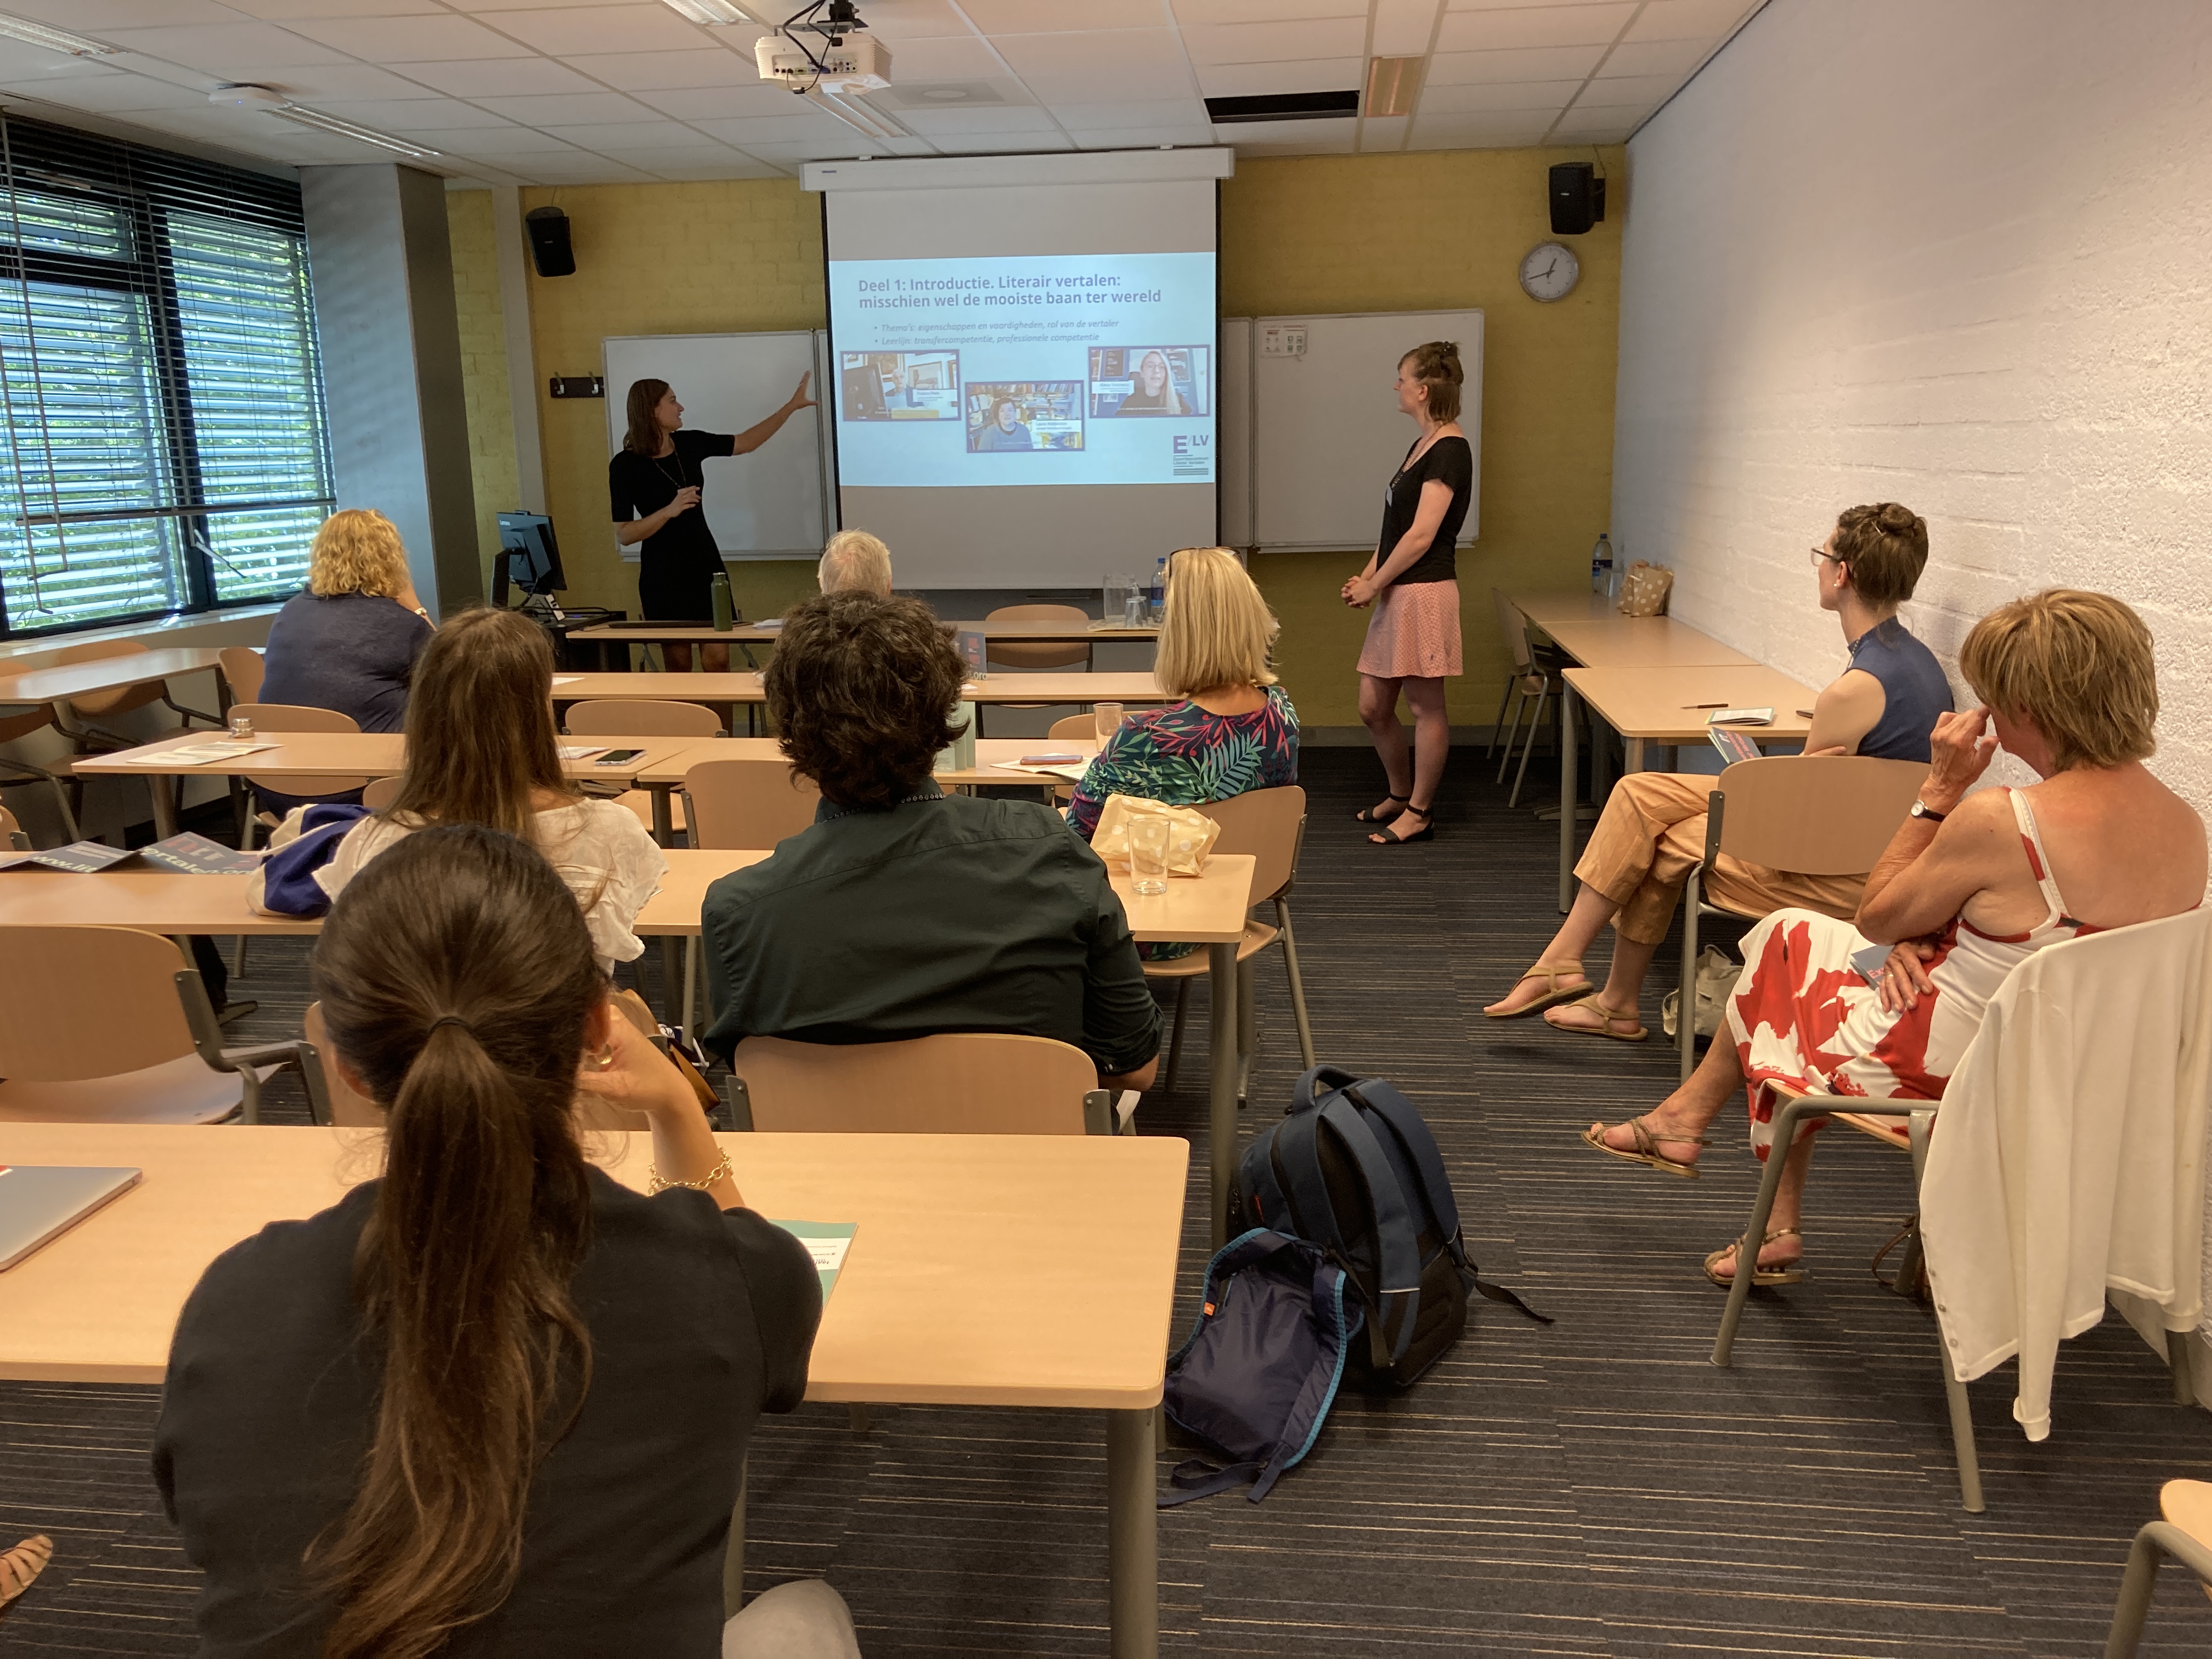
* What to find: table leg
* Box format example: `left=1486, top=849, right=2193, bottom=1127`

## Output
left=1592, top=721, right=1615, bottom=808
left=151, top=774, right=180, bottom=839
left=1209, top=939, right=1239, bottom=1248
left=1557, top=683, right=1579, bottom=913
left=1106, top=1406, right=1159, bottom=1659
left=1625, top=737, right=1646, bottom=774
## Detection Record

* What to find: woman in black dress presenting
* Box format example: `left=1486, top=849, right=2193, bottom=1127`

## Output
left=610, top=375, right=815, bottom=672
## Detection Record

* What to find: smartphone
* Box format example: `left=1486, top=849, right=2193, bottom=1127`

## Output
left=595, top=748, right=646, bottom=766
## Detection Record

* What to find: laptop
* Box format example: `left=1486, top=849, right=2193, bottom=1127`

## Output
left=0, top=1165, right=143, bottom=1271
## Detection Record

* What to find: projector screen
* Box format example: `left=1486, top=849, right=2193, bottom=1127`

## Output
left=812, top=153, right=1227, bottom=589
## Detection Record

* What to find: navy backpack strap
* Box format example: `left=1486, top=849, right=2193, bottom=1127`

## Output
left=1271, top=1108, right=1349, bottom=1258
left=1314, top=1097, right=1424, bottom=1364
left=1289, top=1064, right=1363, bottom=1117
left=1159, top=1459, right=1266, bottom=1505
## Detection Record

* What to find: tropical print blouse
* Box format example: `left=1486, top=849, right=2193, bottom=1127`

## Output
left=1069, top=684, right=1299, bottom=840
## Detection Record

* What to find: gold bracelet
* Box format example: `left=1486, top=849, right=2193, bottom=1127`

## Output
left=647, top=1150, right=732, bottom=1195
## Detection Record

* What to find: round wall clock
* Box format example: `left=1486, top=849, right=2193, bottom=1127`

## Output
left=1519, top=241, right=1581, bottom=302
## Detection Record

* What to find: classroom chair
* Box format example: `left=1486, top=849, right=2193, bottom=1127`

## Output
left=231, top=703, right=371, bottom=849
left=360, top=776, right=400, bottom=810
left=49, top=639, right=219, bottom=749
left=1145, top=785, right=1314, bottom=1096
left=1045, top=712, right=1099, bottom=802
left=0, top=926, right=328, bottom=1125
left=567, top=697, right=722, bottom=838
left=0, top=704, right=80, bottom=842
left=1487, top=588, right=1566, bottom=810
left=216, top=645, right=264, bottom=706
left=675, top=757, right=825, bottom=1034
left=2, top=803, right=26, bottom=850
left=728, top=1031, right=1128, bottom=1135
left=2106, top=1479, right=2212, bottom=1656
left=979, top=603, right=1094, bottom=736
left=1673, top=755, right=1928, bottom=1079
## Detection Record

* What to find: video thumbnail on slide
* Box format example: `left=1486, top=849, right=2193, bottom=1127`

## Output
left=1088, top=346, right=1210, bottom=419
left=966, top=382, right=1085, bottom=453
left=841, top=351, right=960, bottom=420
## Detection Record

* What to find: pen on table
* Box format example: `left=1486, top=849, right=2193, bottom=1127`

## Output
left=1682, top=702, right=1728, bottom=709
left=1796, top=708, right=1816, bottom=717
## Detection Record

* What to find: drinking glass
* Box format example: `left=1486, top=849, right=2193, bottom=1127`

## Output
left=1129, top=816, right=1170, bottom=897
left=1093, top=702, right=1125, bottom=744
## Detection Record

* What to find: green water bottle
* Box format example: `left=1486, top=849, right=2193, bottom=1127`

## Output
left=710, top=571, right=733, bottom=632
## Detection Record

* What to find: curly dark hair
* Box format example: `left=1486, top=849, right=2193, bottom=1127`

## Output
left=767, top=591, right=967, bottom=809
left=1831, top=502, right=1929, bottom=609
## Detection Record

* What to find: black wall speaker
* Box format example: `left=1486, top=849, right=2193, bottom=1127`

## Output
left=524, top=206, right=575, bottom=278
left=1548, top=162, right=1606, bottom=236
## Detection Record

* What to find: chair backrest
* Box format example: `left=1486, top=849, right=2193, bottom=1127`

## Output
left=734, top=1031, right=1101, bottom=1133
left=985, top=603, right=1091, bottom=670
left=233, top=703, right=369, bottom=793
left=1048, top=713, right=1096, bottom=742
left=0, top=926, right=195, bottom=1080
left=360, top=775, right=401, bottom=811
left=1, top=803, right=24, bottom=850
left=1489, top=588, right=1534, bottom=674
left=0, top=702, right=56, bottom=746
left=682, top=757, right=822, bottom=849
left=1715, top=755, right=1929, bottom=874
left=1196, top=784, right=1307, bottom=905
left=51, top=639, right=159, bottom=718
left=217, top=646, right=264, bottom=704
left=566, top=698, right=722, bottom=737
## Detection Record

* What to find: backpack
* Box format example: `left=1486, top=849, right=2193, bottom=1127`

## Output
left=1158, top=1228, right=1358, bottom=1506
left=252, top=803, right=373, bottom=917
left=1229, top=1065, right=1549, bottom=1390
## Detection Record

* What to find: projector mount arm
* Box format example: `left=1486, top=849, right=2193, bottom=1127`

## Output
left=774, top=0, right=865, bottom=87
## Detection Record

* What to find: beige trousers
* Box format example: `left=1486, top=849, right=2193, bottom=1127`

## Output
left=1575, top=772, right=1865, bottom=946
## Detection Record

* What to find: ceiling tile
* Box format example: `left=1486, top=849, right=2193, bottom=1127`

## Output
left=1550, top=101, right=1643, bottom=135
left=482, top=5, right=710, bottom=56
left=1627, top=0, right=1758, bottom=40
left=1583, top=71, right=1686, bottom=105
left=1215, top=116, right=1353, bottom=143
left=1417, top=76, right=1579, bottom=112
left=1051, top=96, right=1210, bottom=128
left=958, top=0, right=1170, bottom=31
left=872, top=77, right=1033, bottom=108
left=1170, top=0, right=1363, bottom=20
left=731, top=138, right=864, bottom=160
left=535, top=119, right=729, bottom=146
left=240, top=61, right=436, bottom=100
left=1064, top=123, right=1216, bottom=146
left=406, top=125, right=579, bottom=154
left=991, top=26, right=1189, bottom=78
left=277, top=14, right=537, bottom=61
left=1180, top=18, right=1367, bottom=64
left=1596, top=36, right=1712, bottom=77
left=1231, top=131, right=1355, bottom=154
left=400, top=57, right=602, bottom=96
left=500, top=154, right=658, bottom=181
left=882, top=35, right=1007, bottom=80
left=0, top=41, right=125, bottom=80
left=576, top=48, right=766, bottom=91
left=95, top=21, right=356, bottom=70
left=612, top=152, right=786, bottom=179
left=1357, top=112, right=1409, bottom=150
left=1192, top=58, right=1362, bottom=97
left=0, top=73, right=210, bottom=111
left=689, top=110, right=865, bottom=143
left=1425, top=43, right=1605, bottom=83
left=634, top=83, right=799, bottom=119
left=847, top=1, right=979, bottom=41
left=312, top=97, right=522, bottom=129
left=471, top=91, right=662, bottom=123
left=892, top=103, right=1060, bottom=135
left=922, top=130, right=1073, bottom=151
left=1433, top=2, right=1634, bottom=52
left=1369, top=0, right=1440, bottom=53
left=1405, top=110, right=1547, bottom=148
left=216, top=0, right=444, bottom=16
left=2, top=0, right=237, bottom=24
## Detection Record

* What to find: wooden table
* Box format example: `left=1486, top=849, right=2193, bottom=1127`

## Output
left=0, top=647, right=228, bottom=712
left=1536, top=619, right=1755, bottom=669
left=568, top=618, right=1160, bottom=668
left=1510, top=590, right=1618, bottom=626
left=0, top=1121, right=1187, bottom=1658
left=72, top=732, right=714, bottom=841
left=1555, top=664, right=1819, bottom=910
left=634, top=735, right=1099, bottom=795
left=551, top=671, right=1167, bottom=715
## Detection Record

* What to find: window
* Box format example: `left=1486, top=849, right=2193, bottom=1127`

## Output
left=0, top=115, right=334, bottom=637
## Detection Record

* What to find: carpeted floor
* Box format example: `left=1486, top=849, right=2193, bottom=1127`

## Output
left=5, top=745, right=2211, bottom=1656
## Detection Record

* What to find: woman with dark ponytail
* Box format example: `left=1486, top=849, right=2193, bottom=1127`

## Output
left=154, top=825, right=850, bottom=1657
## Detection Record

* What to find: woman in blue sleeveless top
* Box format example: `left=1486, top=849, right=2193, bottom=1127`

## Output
left=1485, top=503, right=1953, bottom=1042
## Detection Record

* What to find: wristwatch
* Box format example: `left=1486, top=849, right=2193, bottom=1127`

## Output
left=1909, top=799, right=1947, bottom=823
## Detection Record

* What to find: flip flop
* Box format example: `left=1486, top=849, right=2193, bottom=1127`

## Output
left=1579, top=1115, right=1709, bottom=1178
left=1545, top=994, right=1649, bottom=1042
left=1703, top=1228, right=1805, bottom=1288
left=1483, top=960, right=1591, bottom=1019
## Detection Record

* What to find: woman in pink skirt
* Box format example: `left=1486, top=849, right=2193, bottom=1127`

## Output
left=1344, top=340, right=1472, bottom=845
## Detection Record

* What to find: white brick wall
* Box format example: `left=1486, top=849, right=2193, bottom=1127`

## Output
left=1612, top=0, right=2212, bottom=811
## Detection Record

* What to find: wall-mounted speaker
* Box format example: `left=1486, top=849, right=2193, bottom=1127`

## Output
left=524, top=206, right=575, bottom=278
left=1548, top=162, right=1605, bottom=236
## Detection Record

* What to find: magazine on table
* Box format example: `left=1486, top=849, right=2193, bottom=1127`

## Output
left=0, top=832, right=260, bottom=874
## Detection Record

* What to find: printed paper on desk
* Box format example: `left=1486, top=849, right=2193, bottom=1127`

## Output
left=1708, top=707, right=1774, bottom=727
left=113, top=741, right=277, bottom=765
left=552, top=675, right=583, bottom=686
left=773, top=1221, right=857, bottom=1300
left=556, top=746, right=608, bottom=761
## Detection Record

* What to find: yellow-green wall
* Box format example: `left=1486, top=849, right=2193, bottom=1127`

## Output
left=446, top=148, right=1621, bottom=725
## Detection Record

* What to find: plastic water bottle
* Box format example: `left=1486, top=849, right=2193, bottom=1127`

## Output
left=1147, top=556, right=1167, bottom=621
left=1590, top=533, right=1613, bottom=595
left=710, top=571, right=733, bottom=633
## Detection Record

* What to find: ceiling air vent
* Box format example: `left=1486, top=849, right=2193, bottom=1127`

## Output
left=1363, top=56, right=1424, bottom=119
left=1204, top=90, right=1361, bottom=125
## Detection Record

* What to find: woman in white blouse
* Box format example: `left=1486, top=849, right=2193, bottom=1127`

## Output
left=302, top=606, right=665, bottom=972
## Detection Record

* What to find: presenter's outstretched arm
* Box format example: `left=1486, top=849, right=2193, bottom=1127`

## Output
left=730, top=373, right=819, bottom=456
left=1343, top=478, right=1454, bottom=608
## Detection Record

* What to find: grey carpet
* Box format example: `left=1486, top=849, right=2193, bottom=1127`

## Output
left=4, top=747, right=2211, bottom=1655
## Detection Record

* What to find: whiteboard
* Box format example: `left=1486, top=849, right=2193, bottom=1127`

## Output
left=602, top=331, right=833, bottom=562
left=1241, top=309, right=1482, bottom=552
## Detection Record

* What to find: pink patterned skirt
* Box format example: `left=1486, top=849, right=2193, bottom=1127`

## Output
left=1357, top=578, right=1463, bottom=680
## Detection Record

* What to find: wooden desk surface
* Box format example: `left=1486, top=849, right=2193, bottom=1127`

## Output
left=0, top=1122, right=1188, bottom=1405
left=570, top=620, right=1159, bottom=645
left=551, top=672, right=1169, bottom=706
left=636, top=736, right=1102, bottom=789
left=1510, top=591, right=1617, bottom=625
left=71, top=732, right=703, bottom=783
left=1563, top=664, right=1820, bottom=742
left=1538, top=619, right=1755, bottom=669
left=0, top=648, right=227, bottom=707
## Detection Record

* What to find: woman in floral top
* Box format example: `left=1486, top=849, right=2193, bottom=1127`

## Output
left=1070, top=547, right=1298, bottom=956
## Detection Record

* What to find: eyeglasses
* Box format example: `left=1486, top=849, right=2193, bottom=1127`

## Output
left=1809, top=546, right=1839, bottom=567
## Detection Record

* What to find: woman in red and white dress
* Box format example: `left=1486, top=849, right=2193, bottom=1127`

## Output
left=1579, top=591, right=2204, bottom=1286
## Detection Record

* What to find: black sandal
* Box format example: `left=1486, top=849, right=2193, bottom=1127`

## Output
left=1368, top=804, right=1434, bottom=845
left=1353, top=792, right=1409, bottom=824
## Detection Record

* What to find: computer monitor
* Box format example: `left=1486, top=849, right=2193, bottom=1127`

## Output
left=495, top=512, right=563, bottom=601
left=842, top=362, right=887, bottom=420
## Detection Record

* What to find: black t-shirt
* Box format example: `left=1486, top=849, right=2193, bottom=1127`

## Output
left=1377, top=433, right=1473, bottom=585
left=608, top=430, right=737, bottom=566
left=153, top=1167, right=820, bottom=1658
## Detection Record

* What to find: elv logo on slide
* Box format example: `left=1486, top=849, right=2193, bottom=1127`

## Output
left=1171, top=431, right=1211, bottom=479
left=1172, top=433, right=1210, bottom=455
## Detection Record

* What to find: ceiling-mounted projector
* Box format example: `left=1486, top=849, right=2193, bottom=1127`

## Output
left=756, top=30, right=890, bottom=93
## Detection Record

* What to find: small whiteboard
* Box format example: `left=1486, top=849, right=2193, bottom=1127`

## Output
left=1241, top=309, right=1483, bottom=552
left=602, top=331, right=832, bottom=561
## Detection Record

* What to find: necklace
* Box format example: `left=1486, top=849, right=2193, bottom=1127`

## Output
left=652, top=449, right=688, bottom=490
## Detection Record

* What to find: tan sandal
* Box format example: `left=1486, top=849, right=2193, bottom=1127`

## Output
left=1, top=1534, right=53, bottom=1613
left=1703, top=1229, right=1804, bottom=1288
left=1580, top=1115, right=1709, bottom=1178
left=1483, top=960, right=1590, bottom=1019
left=1545, top=993, right=1649, bottom=1042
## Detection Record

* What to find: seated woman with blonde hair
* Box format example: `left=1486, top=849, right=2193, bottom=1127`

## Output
left=1581, top=590, right=2204, bottom=1285
left=258, top=607, right=667, bottom=974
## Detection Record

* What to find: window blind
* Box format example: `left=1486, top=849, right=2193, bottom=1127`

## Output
left=0, top=113, right=334, bottom=636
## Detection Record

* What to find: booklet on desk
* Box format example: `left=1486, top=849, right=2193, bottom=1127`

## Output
left=772, top=1221, right=856, bottom=1301
left=0, top=832, right=259, bottom=874
left=110, top=740, right=276, bottom=766
left=1707, top=723, right=1765, bottom=766
left=0, top=1165, right=143, bottom=1271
